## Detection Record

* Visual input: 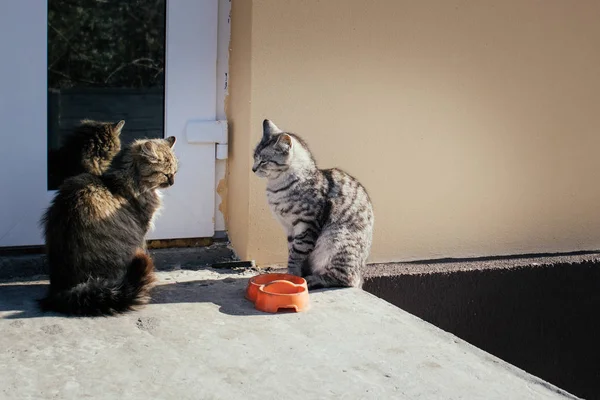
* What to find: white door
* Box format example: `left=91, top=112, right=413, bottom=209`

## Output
left=0, top=0, right=227, bottom=247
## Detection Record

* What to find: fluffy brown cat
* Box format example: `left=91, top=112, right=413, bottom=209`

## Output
left=40, top=136, right=178, bottom=316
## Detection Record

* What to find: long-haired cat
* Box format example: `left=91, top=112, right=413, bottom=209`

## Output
left=48, top=119, right=124, bottom=188
left=253, top=120, right=374, bottom=289
left=40, top=136, right=178, bottom=316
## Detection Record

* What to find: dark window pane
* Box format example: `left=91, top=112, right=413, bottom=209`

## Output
left=47, top=0, right=166, bottom=190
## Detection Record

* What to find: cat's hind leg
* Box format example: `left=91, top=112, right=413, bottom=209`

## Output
left=304, top=270, right=362, bottom=290
left=305, top=230, right=363, bottom=290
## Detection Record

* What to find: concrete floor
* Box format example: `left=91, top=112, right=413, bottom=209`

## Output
left=0, top=268, right=579, bottom=400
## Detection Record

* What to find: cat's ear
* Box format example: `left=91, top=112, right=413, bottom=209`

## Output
left=140, top=141, right=159, bottom=163
left=113, top=120, right=125, bottom=135
left=263, top=119, right=283, bottom=138
left=276, top=133, right=292, bottom=153
left=165, top=136, right=176, bottom=148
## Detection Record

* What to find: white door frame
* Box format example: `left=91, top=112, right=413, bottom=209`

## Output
left=0, top=0, right=229, bottom=247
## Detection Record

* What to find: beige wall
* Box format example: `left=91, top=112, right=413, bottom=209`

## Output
left=227, top=0, right=600, bottom=264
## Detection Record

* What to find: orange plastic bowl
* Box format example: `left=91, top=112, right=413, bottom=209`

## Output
left=255, top=280, right=309, bottom=313
left=245, top=273, right=309, bottom=313
left=245, top=273, right=307, bottom=302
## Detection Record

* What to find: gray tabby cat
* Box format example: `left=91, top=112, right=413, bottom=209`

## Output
left=253, top=119, right=374, bottom=289
left=40, top=136, right=178, bottom=316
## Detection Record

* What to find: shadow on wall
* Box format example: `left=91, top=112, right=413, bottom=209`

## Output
left=364, top=262, right=600, bottom=400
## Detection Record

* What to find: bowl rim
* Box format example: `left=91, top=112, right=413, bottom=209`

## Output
left=248, top=273, right=307, bottom=287
left=258, top=280, right=308, bottom=296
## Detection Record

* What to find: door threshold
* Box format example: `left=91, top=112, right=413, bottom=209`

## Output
left=147, top=237, right=216, bottom=249
left=0, top=234, right=229, bottom=256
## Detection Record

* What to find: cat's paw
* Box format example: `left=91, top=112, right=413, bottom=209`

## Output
left=304, top=275, right=325, bottom=290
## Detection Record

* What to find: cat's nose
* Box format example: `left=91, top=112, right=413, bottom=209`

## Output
left=168, top=174, right=175, bottom=185
left=252, top=165, right=258, bottom=173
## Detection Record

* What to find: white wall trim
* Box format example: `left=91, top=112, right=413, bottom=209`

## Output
left=214, top=0, right=231, bottom=232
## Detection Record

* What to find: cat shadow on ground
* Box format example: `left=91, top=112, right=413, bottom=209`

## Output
left=149, top=277, right=266, bottom=316
left=0, top=275, right=330, bottom=320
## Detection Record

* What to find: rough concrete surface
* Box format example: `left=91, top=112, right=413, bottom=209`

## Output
left=0, top=269, right=578, bottom=400
left=364, top=252, right=600, bottom=278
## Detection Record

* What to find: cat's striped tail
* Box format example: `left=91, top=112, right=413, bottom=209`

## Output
left=38, top=250, right=156, bottom=316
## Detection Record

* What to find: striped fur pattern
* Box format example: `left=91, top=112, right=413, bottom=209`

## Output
left=48, top=119, right=124, bottom=188
left=40, top=136, right=178, bottom=316
left=253, top=120, right=374, bottom=289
